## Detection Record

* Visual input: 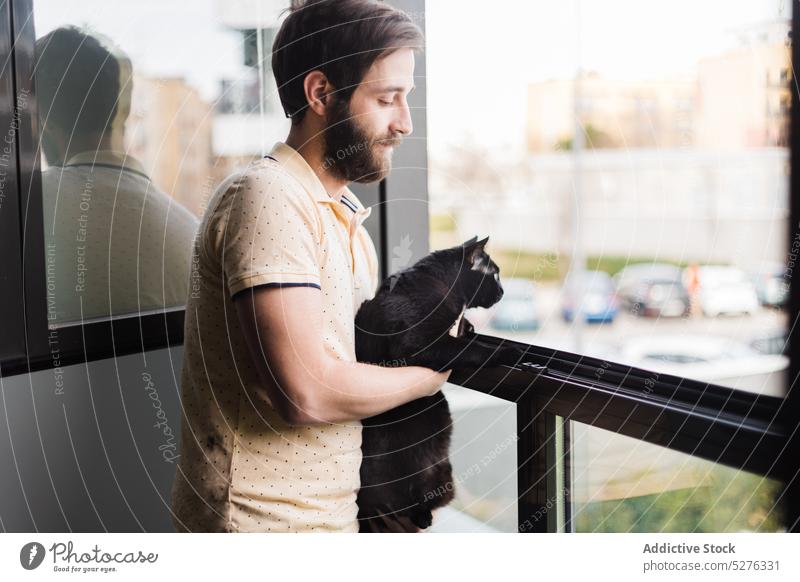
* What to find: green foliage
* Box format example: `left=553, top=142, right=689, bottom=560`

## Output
left=586, top=256, right=689, bottom=278
left=429, top=213, right=457, bottom=232
left=491, top=250, right=562, bottom=282
left=490, top=250, right=689, bottom=282
left=574, top=469, right=783, bottom=533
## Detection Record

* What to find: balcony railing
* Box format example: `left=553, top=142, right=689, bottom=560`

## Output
left=444, top=332, right=787, bottom=533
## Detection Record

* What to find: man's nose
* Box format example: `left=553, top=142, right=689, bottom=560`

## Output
left=390, top=99, right=413, bottom=136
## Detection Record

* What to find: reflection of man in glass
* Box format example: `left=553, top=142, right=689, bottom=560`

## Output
left=36, top=26, right=198, bottom=323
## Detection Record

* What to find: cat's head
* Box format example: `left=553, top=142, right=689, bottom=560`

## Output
left=458, top=235, right=504, bottom=309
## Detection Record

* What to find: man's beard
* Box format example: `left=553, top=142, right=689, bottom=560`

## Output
left=322, top=97, right=401, bottom=184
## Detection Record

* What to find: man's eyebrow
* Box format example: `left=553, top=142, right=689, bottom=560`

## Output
left=374, top=84, right=416, bottom=93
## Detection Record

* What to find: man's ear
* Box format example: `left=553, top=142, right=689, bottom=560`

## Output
left=304, top=70, right=333, bottom=119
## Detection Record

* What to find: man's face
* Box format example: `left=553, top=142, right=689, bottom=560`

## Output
left=322, top=48, right=415, bottom=184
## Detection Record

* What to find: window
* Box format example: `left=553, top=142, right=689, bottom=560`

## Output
left=429, top=0, right=789, bottom=393
left=425, top=0, right=796, bottom=532
left=6, top=0, right=292, bottom=373
left=32, top=0, right=291, bottom=325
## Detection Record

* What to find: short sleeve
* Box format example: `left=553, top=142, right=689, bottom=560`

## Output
left=214, top=167, right=323, bottom=299
left=365, top=232, right=380, bottom=292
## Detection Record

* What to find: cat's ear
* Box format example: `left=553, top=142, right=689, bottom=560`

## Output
left=463, top=235, right=489, bottom=249
left=465, top=236, right=489, bottom=263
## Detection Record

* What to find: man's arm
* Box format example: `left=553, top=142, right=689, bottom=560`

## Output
left=234, top=285, right=452, bottom=426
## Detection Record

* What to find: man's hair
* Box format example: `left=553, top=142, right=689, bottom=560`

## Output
left=35, top=26, right=122, bottom=140
left=272, top=0, right=424, bottom=124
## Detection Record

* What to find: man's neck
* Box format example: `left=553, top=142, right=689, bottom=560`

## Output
left=49, top=134, right=115, bottom=167
left=285, top=126, right=348, bottom=202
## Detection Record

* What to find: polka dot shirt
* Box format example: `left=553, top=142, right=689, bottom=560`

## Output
left=171, top=141, right=379, bottom=532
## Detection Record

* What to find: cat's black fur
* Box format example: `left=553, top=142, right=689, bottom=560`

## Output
left=354, top=236, right=525, bottom=532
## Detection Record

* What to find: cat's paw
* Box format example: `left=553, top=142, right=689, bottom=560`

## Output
left=411, top=508, right=433, bottom=530
left=458, top=317, right=475, bottom=336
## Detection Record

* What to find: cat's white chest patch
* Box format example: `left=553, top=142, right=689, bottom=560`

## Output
left=449, top=306, right=466, bottom=338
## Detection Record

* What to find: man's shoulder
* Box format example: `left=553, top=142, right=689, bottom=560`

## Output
left=210, top=158, right=316, bottom=212
left=199, top=158, right=323, bottom=254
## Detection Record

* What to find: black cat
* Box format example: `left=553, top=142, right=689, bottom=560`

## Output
left=354, top=235, right=525, bottom=532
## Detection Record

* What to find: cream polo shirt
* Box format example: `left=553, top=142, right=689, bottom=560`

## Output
left=171, top=141, right=379, bottom=533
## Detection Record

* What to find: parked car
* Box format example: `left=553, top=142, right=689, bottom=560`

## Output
left=616, top=334, right=788, bottom=396
left=613, top=263, right=689, bottom=318
left=489, top=277, right=539, bottom=331
left=752, top=263, right=789, bottom=308
left=693, top=266, right=759, bottom=317
left=749, top=329, right=788, bottom=356
left=561, top=270, right=619, bottom=323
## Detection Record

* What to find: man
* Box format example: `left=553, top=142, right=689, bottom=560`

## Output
left=171, top=0, right=452, bottom=533
left=35, top=26, right=197, bottom=323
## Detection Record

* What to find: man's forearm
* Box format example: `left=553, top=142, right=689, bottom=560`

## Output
left=293, top=358, right=450, bottom=425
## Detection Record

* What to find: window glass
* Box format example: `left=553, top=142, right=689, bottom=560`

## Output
left=427, top=0, right=791, bottom=397
left=34, top=0, right=289, bottom=325
left=571, top=423, right=783, bottom=532
left=431, top=386, right=518, bottom=532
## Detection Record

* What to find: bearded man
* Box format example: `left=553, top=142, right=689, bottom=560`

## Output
left=171, top=0, right=451, bottom=533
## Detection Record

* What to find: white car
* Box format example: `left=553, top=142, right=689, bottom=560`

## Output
left=616, top=334, right=787, bottom=396
left=693, top=265, right=759, bottom=317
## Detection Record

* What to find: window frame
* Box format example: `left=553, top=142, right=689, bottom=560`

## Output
left=0, top=0, right=26, bottom=368
left=783, top=0, right=800, bottom=535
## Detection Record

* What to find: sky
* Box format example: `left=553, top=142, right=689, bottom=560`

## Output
left=34, top=0, right=789, bottom=155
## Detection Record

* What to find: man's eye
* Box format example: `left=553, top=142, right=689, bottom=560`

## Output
left=379, top=99, right=392, bottom=106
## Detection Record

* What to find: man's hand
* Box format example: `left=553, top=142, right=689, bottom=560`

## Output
left=432, top=369, right=453, bottom=393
